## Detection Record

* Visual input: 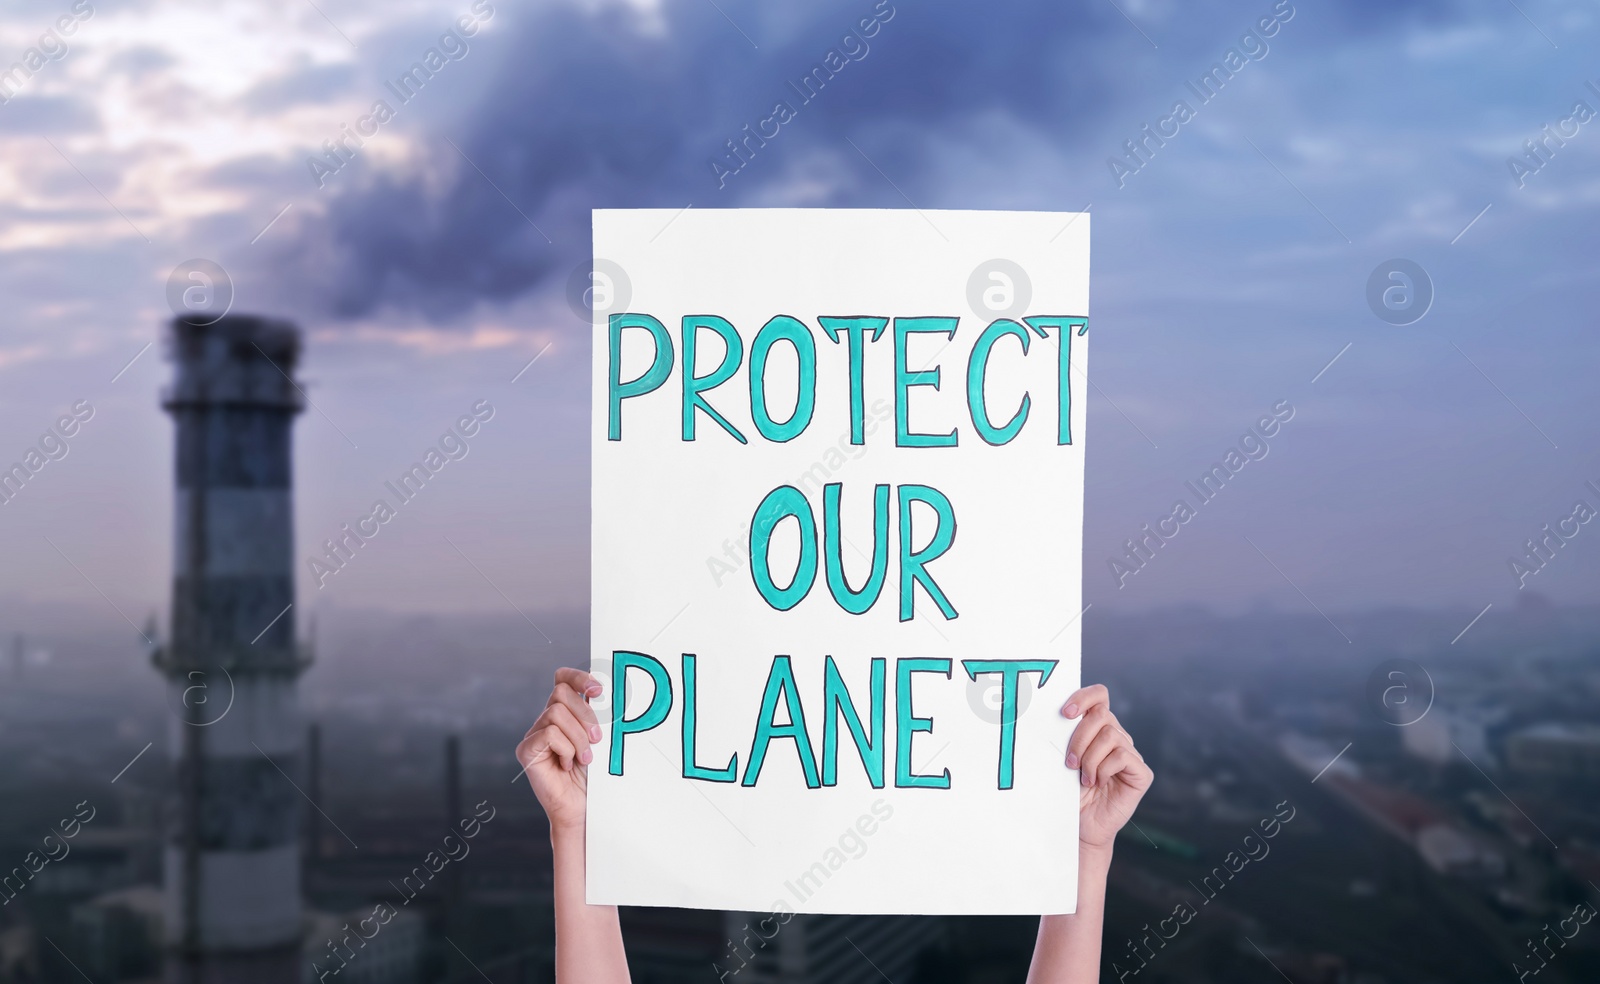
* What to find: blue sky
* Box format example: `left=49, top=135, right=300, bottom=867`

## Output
left=0, top=0, right=1597, bottom=625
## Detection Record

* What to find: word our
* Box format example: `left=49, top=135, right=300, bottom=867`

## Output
left=308, top=400, right=495, bottom=587
left=607, top=652, right=1055, bottom=791
left=748, top=481, right=961, bottom=621
left=1110, top=400, right=1294, bottom=588
left=0, top=400, right=95, bottom=506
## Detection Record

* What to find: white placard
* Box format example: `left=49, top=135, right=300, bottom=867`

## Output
left=588, top=208, right=1089, bottom=915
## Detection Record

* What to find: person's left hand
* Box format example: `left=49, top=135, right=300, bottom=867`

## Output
left=1062, top=684, right=1153, bottom=853
left=516, top=667, right=604, bottom=835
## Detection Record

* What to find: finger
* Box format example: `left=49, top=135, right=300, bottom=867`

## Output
left=1096, top=745, right=1152, bottom=792
left=522, top=703, right=562, bottom=741
left=1065, top=703, right=1112, bottom=769
left=524, top=674, right=596, bottom=740
left=1078, top=720, right=1128, bottom=786
left=548, top=682, right=602, bottom=741
left=541, top=726, right=579, bottom=772
left=517, top=723, right=577, bottom=774
left=1060, top=683, right=1108, bottom=720
left=554, top=666, right=602, bottom=698
left=544, top=703, right=594, bottom=765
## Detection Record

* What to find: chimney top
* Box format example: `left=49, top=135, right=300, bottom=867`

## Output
left=163, top=314, right=304, bottom=413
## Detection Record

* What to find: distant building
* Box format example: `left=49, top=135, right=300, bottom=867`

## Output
left=1279, top=733, right=1358, bottom=781
left=713, top=911, right=940, bottom=984
left=301, top=907, right=425, bottom=984
left=1415, top=825, right=1503, bottom=878
left=0, top=926, right=39, bottom=981
left=1327, top=775, right=1447, bottom=844
left=791, top=914, right=940, bottom=984
left=1325, top=775, right=1504, bottom=879
left=30, top=827, right=158, bottom=898
left=1506, top=723, right=1600, bottom=779
left=71, top=884, right=164, bottom=980
left=1401, top=704, right=1501, bottom=766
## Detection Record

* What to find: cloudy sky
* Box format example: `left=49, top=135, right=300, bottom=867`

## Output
left=0, top=0, right=1597, bottom=632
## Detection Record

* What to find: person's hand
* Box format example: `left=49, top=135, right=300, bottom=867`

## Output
left=1061, top=684, right=1153, bottom=855
left=516, top=667, right=604, bottom=834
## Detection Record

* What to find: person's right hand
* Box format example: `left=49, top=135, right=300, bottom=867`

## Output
left=516, top=667, right=604, bottom=833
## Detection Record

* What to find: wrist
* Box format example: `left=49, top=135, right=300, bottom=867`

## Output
left=549, top=819, right=586, bottom=848
left=1077, top=842, right=1112, bottom=912
left=1081, top=840, right=1114, bottom=872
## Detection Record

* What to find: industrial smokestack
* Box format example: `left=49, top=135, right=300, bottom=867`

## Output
left=155, top=314, right=309, bottom=984
left=444, top=734, right=462, bottom=907
left=445, top=734, right=462, bottom=828
left=307, top=721, right=323, bottom=869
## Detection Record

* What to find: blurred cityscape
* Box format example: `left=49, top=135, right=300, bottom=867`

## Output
left=0, top=593, right=1595, bottom=983
left=2, top=0, right=1599, bottom=978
